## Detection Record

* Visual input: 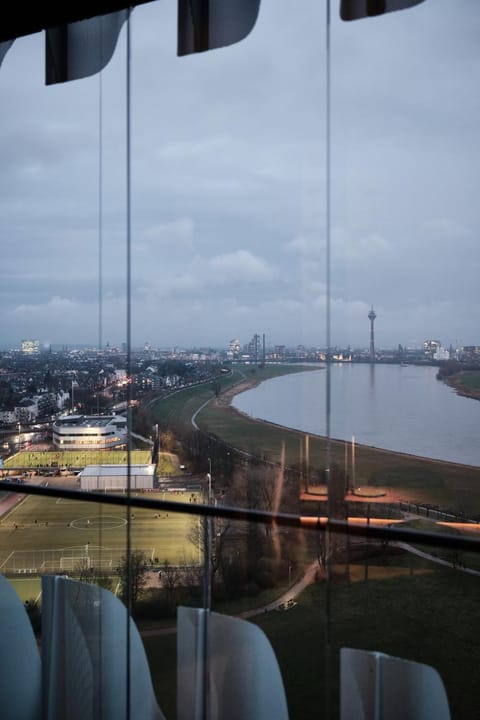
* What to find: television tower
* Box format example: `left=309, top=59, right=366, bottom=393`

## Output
left=368, top=305, right=376, bottom=362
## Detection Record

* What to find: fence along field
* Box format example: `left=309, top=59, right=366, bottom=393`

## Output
left=0, top=490, right=203, bottom=575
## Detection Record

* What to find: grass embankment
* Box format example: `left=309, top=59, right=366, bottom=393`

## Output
left=445, top=369, right=480, bottom=401
left=154, top=365, right=315, bottom=431
left=150, top=364, right=480, bottom=514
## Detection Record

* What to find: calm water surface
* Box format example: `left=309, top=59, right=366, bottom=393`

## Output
left=232, top=364, right=480, bottom=467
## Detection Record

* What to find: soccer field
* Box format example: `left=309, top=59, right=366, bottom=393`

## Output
left=3, top=449, right=152, bottom=470
left=0, top=490, right=203, bottom=573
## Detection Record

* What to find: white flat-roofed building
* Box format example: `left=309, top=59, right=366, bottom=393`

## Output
left=21, top=339, right=40, bottom=354
left=79, top=464, right=155, bottom=491
left=52, top=414, right=127, bottom=451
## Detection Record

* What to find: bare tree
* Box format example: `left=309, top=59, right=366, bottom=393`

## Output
left=117, top=550, right=148, bottom=612
left=188, top=515, right=231, bottom=592
left=74, top=561, right=114, bottom=592
left=161, top=559, right=182, bottom=612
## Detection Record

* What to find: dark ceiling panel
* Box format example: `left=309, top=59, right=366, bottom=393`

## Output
left=0, top=0, right=154, bottom=43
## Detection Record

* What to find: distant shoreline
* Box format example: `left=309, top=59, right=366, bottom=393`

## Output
left=222, top=368, right=480, bottom=471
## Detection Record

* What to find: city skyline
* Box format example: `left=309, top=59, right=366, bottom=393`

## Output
left=0, top=333, right=468, bottom=356
left=1, top=2, right=479, bottom=349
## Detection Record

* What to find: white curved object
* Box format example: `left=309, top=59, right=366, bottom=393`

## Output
left=0, top=574, right=42, bottom=720
left=178, top=606, right=289, bottom=720
left=42, top=575, right=164, bottom=720
left=341, top=647, right=451, bottom=720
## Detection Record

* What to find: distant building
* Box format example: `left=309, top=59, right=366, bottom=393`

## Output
left=246, top=334, right=260, bottom=363
left=78, top=464, right=155, bottom=491
left=52, top=414, right=127, bottom=450
left=433, top=346, right=450, bottom=361
left=56, top=391, right=70, bottom=410
left=229, top=339, right=241, bottom=359
left=115, top=369, right=127, bottom=383
left=15, top=401, right=37, bottom=423
left=21, top=339, right=40, bottom=354
left=423, top=340, right=441, bottom=359
left=0, top=410, right=16, bottom=424
left=461, top=346, right=480, bottom=361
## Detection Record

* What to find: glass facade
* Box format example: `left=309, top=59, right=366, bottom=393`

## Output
left=1, top=2, right=480, bottom=718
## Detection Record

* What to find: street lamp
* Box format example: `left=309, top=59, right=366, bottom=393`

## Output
left=204, top=456, right=213, bottom=611
left=207, top=457, right=212, bottom=504
left=351, top=435, right=356, bottom=493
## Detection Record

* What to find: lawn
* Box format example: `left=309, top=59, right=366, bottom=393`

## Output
left=3, top=449, right=152, bottom=470
left=8, top=576, right=42, bottom=602
left=0, top=490, right=203, bottom=574
left=253, top=568, right=480, bottom=720
left=446, top=370, right=480, bottom=400
left=153, top=364, right=315, bottom=431
left=141, top=563, right=480, bottom=720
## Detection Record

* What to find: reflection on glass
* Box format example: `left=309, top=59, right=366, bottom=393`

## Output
left=1, top=1, right=480, bottom=719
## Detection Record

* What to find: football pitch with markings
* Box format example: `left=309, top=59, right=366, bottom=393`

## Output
left=2, top=449, right=152, bottom=470
left=0, top=490, right=203, bottom=576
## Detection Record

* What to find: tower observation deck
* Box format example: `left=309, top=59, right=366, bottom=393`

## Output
left=368, top=306, right=376, bottom=362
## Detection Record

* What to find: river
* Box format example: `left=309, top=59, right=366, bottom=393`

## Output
left=232, top=364, right=480, bottom=467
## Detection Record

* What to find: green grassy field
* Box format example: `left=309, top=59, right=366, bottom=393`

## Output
left=8, top=577, right=42, bottom=602
left=150, top=364, right=480, bottom=514
left=446, top=370, right=480, bottom=400
left=198, top=403, right=480, bottom=507
left=3, top=448, right=178, bottom=485
left=154, top=365, right=315, bottom=430
left=3, top=449, right=152, bottom=470
left=0, top=490, right=203, bottom=575
left=253, top=568, right=480, bottom=720
left=141, top=564, right=480, bottom=720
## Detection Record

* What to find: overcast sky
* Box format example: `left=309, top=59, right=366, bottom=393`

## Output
left=1, top=0, right=479, bottom=351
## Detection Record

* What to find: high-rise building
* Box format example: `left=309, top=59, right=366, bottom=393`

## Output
left=247, top=333, right=260, bottom=363
left=21, top=339, right=40, bottom=354
left=229, top=339, right=241, bottom=358
left=423, top=339, right=441, bottom=358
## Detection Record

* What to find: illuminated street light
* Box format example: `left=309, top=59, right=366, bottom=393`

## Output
left=207, top=457, right=212, bottom=504
left=204, top=456, right=214, bottom=612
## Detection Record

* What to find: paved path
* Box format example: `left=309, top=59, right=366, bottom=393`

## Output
left=140, top=561, right=319, bottom=637
left=395, top=541, right=480, bottom=576
left=139, top=537, right=480, bottom=638
left=191, top=398, right=212, bottom=430
left=239, top=561, right=318, bottom=618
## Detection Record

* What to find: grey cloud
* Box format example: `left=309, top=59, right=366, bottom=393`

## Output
left=1, top=1, right=479, bottom=348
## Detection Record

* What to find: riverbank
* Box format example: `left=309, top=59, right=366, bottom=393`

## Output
left=444, top=370, right=480, bottom=401
left=215, top=374, right=263, bottom=408
left=218, top=370, right=478, bottom=469
left=196, top=369, right=480, bottom=514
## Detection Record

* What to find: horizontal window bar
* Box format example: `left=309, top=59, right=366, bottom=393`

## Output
left=1, top=480, right=479, bottom=553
